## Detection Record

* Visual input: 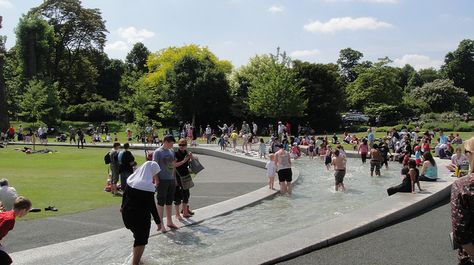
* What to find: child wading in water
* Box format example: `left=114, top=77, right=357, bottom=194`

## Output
left=266, top=154, right=277, bottom=189
left=358, top=139, right=368, bottom=163
left=259, top=138, right=267, bottom=159
left=325, top=145, right=333, bottom=170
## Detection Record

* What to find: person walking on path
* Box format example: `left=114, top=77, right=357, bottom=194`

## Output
left=153, top=135, right=178, bottom=232
left=77, top=129, right=84, bottom=149
left=205, top=125, right=212, bottom=144
left=109, top=142, right=122, bottom=196
left=69, top=126, right=76, bottom=144
left=119, top=143, right=136, bottom=191
left=121, top=161, right=161, bottom=265
left=275, top=144, right=292, bottom=195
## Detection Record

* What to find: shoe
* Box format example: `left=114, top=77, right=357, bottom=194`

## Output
left=45, top=206, right=58, bottom=211
left=29, top=208, right=41, bottom=212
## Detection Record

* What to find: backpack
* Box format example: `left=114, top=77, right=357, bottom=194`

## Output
left=118, top=151, right=124, bottom=165
left=104, top=152, right=111, bottom=164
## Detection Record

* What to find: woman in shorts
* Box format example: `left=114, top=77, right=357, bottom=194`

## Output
left=275, top=144, right=292, bottom=195
left=121, top=161, right=161, bottom=265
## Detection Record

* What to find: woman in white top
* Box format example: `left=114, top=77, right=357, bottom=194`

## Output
left=447, top=147, right=468, bottom=172
left=121, top=161, right=161, bottom=265
left=275, top=144, right=292, bottom=195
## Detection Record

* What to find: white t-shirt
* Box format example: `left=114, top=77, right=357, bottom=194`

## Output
left=127, top=161, right=161, bottom=192
left=0, top=186, right=18, bottom=211
left=265, top=161, right=277, bottom=177
left=451, top=153, right=467, bottom=166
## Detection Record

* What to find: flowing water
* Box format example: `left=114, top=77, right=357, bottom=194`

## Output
left=106, top=157, right=403, bottom=265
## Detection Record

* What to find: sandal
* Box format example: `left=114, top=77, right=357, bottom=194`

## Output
left=45, top=206, right=58, bottom=211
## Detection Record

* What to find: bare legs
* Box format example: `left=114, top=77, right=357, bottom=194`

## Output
left=132, top=245, right=145, bottom=265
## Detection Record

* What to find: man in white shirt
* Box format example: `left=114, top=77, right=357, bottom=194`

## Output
left=0, top=179, right=18, bottom=211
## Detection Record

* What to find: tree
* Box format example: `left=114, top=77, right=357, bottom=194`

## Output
left=20, top=79, right=60, bottom=125
left=126, top=42, right=150, bottom=73
left=15, top=14, right=55, bottom=79
left=441, top=39, right=474, bottom=95
left=145, top=45, right=232, bottom=124
left=405, top=71, right=423, bottom=92
left=412, top=79, right=470, bottom=113
left=293, top=61, right=346, bottom=131
left=0, top=16, right=9, bottom=132
left=418, top=68, right=441, bottom=84
left=96, top=55, right=124, bottom=101
left=337, top=48, right=363, bottom=82
left=246, top=52, right=307, bottom=119
left=398, top=64, right=415, bottom=89
left=346, top=62, right=403, bottom=111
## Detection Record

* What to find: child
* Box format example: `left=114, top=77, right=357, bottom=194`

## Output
left=308, top=140, right=315, bottom=159
left=230, top=130, right=238, bottom=152
left=259, top=138, right=267, bottom=159
left=358, top=139, right=368, bottom=163
left=0, top=196, right=32, bottom=264
left=414, top=146, right=422, bottom=166
left=290, top=143, right=301, bottom=159
left=325, top=145, right=333, bottom=170
left=218, top=135, right=226, bottom=151
left=265, top=154, right=277, bottom=190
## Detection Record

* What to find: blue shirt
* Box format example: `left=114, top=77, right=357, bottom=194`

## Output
left=153, top=147, right=175, bottom=180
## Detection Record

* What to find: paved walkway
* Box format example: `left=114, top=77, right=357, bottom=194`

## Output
left=278, top=199, right=456, bottom=265
left=5, top=153, right=266, bottom=253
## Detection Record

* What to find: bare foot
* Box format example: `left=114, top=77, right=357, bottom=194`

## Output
left=175, top=215, right=184, bottom=221
left=167, top=223, right=178, bottom=229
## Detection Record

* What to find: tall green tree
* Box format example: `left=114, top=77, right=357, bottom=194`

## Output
left=293, top=61, right=345, bottom=131
left=246, top=52, right=307, bottom=119
left=418, top=68, right=441, bottom=84
left=413, top=79, right=470, bottom=113
left=337, top=48, right=363, bottom=82
left=441, top=39, right=474, bottom=95
left=0, top=16, right=9, bottom=132
left=398, top=64, right=415, bottom=89
left=15, top=14, right=55, bottom=79
left=20, top=79, right=60, bottom=125
left=346, top=62, right=403, bottom=111
left=145, top=44, right=232, bottom=124
left=126, top=42, right=150, bottom=73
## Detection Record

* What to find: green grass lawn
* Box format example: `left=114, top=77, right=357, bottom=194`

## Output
left=0, top=145, right=144, bottom=220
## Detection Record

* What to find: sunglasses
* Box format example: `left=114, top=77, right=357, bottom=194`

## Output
left=465, top=150, right=472, bottom=154
left=179, top=144, right=187, bottom=147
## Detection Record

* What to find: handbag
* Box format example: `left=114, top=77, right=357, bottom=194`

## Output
left=189, top=158, right=204, bottom=174
left=175, top=170, right=194, bottom=190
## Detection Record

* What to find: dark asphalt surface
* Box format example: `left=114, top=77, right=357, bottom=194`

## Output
left=5, top=154, right=266, bottom=253
left=278, top=199, right=457, bottom=265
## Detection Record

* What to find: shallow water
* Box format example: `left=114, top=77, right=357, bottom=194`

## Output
left=110, top=157, right=403, bottom=265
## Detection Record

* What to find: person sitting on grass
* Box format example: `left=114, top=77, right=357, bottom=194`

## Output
left=0, top=196, right=32, bottom=265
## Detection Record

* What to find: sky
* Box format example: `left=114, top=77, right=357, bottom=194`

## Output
left=1, top=0, right=473, bottom=70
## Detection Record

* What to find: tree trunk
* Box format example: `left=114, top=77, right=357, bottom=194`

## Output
left=0, top=17, right=9, bottom=132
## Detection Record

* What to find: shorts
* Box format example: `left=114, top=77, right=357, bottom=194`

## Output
left=334, top=170, right=346, bottom=184
left=278, top=168, right=292, bottom=183
left=0, top=249, right=12, bottom=265
left=121, top=187, right=155, bottom=247
left=110, top=167, right=120, bottom=184
left=370, top=160, right=381, bottom=173
left=157, top=179, right=176, bottom=206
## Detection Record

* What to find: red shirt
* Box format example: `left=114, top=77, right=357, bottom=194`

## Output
left=0, top=211, right=15, bottom=240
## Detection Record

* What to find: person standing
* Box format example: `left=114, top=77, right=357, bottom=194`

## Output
left=451, top=136, right=474, bottom=265
left=370, top=144, right=383, bottom=177
left=77, top=129, right=85, bottom=149
left=332, top=149, right=346, bottom=191
left=119, top=143, right=136, bottom=191
left=69, top=126, right=76, bottom=144
left=174, top=139, right=193, bottom=219
left=205, top=125, right=212, bottom=144
left=275, top=144, right=292, bottom=195
left=153, top=135, right=178, bottom=232
left=109, top=142, right=121, bottom=196
left=252, top=122, right=258, bottom=136
left=121, top=161, right=161, bottom=265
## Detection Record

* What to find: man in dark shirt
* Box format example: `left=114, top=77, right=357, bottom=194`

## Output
left=119, top=143, right=136, bottom=190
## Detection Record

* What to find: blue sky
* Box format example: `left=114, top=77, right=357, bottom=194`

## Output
left=1, top=0, right=473, bottom=69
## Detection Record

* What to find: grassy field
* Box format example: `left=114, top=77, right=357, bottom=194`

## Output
left=0, top=145, right=144, bottom=220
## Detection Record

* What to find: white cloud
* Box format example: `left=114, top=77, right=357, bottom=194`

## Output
left=290, top=49, right=321, bottom=58
left=117, top=27, right=155, bottom=44
left=322, top=0, right=398, bottom=3
left=393, top=54, right=443, bottom=70
left=268, top=5, right=284, bottom=13
left=0, top=0, right=13, bottom=8
left=104, top=41, right=129, bottom=52
left=304, top=17, right=392, bottom=33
